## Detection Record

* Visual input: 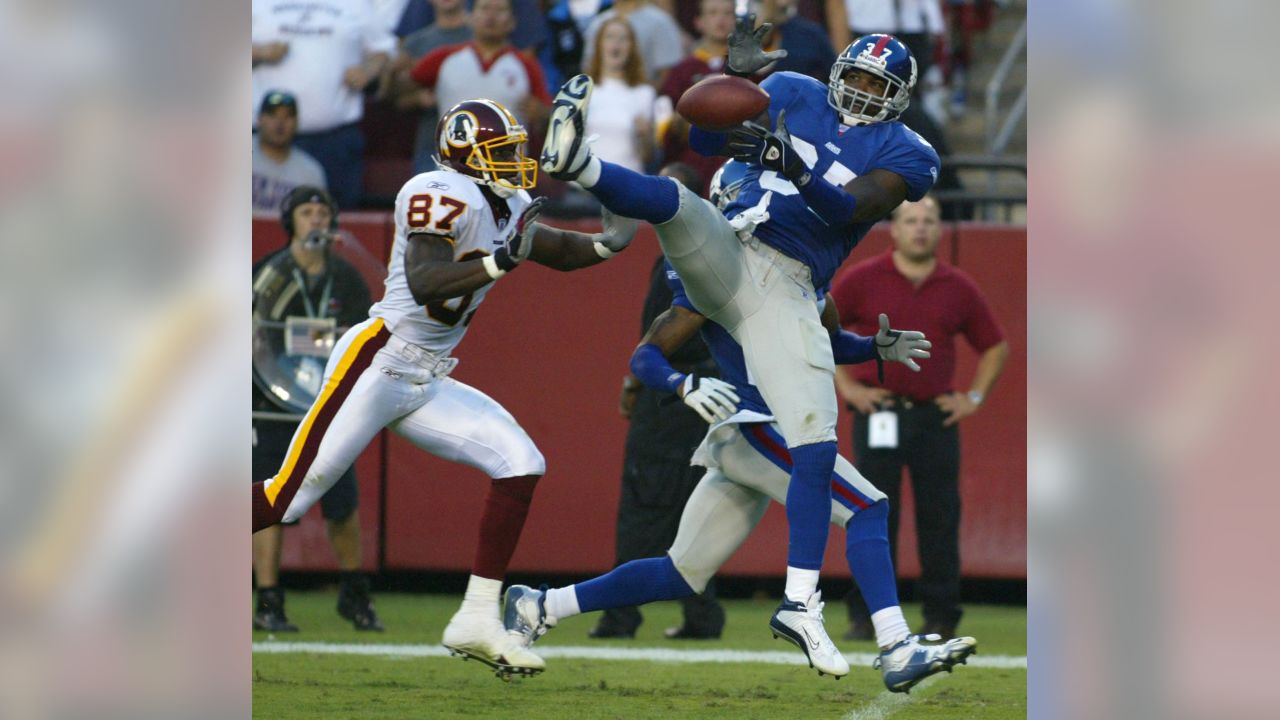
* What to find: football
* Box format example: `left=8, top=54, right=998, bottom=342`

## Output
left=676, top=75, right=771, bottom=131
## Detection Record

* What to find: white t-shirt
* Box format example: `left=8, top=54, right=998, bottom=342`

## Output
left=252, top=0, right=397, bottom=133
left=843, top=0, right=944, bottom=34
left=583, top=6, right=685, bottom=82
left=252, top=138, right=328, bottom=213
left=371, top=170, right=529, bottom=353
left=412, top=43, right=549, bottom=128
left=586, top=78, right=655, bottom=172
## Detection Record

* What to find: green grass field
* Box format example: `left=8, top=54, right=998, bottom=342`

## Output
left=253, top=591, right=1026, bottom=719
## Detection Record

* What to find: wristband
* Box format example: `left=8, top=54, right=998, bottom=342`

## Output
left=630, top=343, right=686, bottom=394
left=482, top=254, right=507, bottom=279
left=830, top=329, right=876, bottom=364
left=593, top=240, right=616, bottom=259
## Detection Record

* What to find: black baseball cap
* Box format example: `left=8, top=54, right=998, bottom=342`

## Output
left=259, top=90, right=298, bottom=116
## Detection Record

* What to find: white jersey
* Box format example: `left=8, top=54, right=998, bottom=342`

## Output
left=370, top=170, right=529, bottom=355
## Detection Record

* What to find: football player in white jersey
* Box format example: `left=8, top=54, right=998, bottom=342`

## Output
left=251, top=98, right=637, bottom=679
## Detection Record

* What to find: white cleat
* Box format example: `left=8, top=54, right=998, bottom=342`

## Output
left=874, top=633, right=978, bottom=693
left=541, top=74, right=595, bottom=181
left=442, top=605, right=546, bottom=680
left=503, top=584, right=556, bottom=649
left=768, top=591, right=850, bottom=679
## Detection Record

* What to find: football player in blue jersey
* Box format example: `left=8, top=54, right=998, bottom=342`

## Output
left=505, top=163, right=977, bottom=689
left=539, top=14, right=942, bottom=671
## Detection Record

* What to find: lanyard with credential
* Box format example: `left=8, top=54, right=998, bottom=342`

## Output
left=291, top=267, right=334, bottom=319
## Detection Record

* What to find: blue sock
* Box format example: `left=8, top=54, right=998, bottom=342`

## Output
left=845, top=500, right=899, bottom=613
left=785, top=441, right=837, bottom=570
left=586, top=160, right=680, bottom=225
left=574, top=555, right=694, bottom=613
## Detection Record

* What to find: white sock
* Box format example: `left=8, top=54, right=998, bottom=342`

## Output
left=544, top=586, right=580, bottom=620
left=576, top=156, right=602, bottom=188
left=460, top=574, right=502, bottom=612
left=784, top=567, right=820, bottom=604
left=871, top=606, right=911, bottom=649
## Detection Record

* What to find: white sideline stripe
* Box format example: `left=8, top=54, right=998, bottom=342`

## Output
left=842, top=676, right=939, bottom=720
left=252, top=642, right=1027, bottom=669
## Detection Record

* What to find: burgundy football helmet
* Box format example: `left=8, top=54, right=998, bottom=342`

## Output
left=436, top=98, right=537, bottom=195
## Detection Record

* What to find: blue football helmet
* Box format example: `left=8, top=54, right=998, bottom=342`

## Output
left=828, top=34, right=917, bottom=125
left=709, top=160, right=751, bottom=210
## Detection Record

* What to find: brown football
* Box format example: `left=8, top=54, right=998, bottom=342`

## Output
left=675, top=75, right=771, bottom=131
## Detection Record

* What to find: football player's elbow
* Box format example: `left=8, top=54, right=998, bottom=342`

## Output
left=408, top=273, right=446, bottom=304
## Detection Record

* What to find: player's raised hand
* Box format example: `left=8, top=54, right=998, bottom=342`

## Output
left=727, top=109, right=808, bottom=182
left=726, top=13, right=787, bottom=77
left=595, top=208, right=639, bottom=254
left=874, top=313, right=931, bottom=372
left=679, top=375, right=740, bottom=424
left=492, top=196, right=545, bottom=274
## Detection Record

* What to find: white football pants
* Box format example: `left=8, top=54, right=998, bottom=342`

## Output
left=669, top=418, right=887, bottom=592
left=654, top=180, right=838, bottom=447
left=260, top=318, right=546, bottom=523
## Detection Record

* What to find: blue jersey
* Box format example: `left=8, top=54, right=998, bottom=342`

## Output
left=722, top=71, right=940, bottom=290
left=666, top=263, right=771, bottom=415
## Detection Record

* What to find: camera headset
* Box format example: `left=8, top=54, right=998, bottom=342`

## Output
left=280, top=185, right=339, bottom=247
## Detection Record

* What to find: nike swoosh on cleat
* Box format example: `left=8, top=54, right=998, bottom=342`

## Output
left=801, top=628, right=820, bottom=650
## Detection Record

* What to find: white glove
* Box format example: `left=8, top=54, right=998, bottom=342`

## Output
left=593, top=208, right=639, bottom=257
left=486, top=196, right=545, bottom=278
left=874, top=313, right=931, bottom=372
left=680, top=375, right=740, bottom=423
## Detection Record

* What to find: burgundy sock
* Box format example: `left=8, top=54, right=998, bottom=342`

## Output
left=471, top=475, right=540, bottom=579
left=252, top=481, right=281, bottom=533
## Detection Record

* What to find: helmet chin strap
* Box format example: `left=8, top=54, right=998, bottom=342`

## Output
left=489, top=183, right=517, bottom=198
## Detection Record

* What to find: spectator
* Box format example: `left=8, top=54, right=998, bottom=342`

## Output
left=395, top=0, right=549, bottom=53
left=563, top=0, right=614, bottom=33
left=591, top=162, right=725, bottom=641
left=252, top=92, right=327, bottom=214
left=655, top=0, right=737, bottom=194
left=759, top=0, right=837, bottom=82
left=944, top=0, right=998, bottom=114
left=253, top=0, right=395, bottom=208
left=825, top=0, right=945, bottom=84
left=584, top=17, right=656, bottom=172
left=410, top=0, right=552, bottom=135
left=390, top=0, right=474, bottom=173
left=583, top=0, right=686, bottom=85
left=541, top=0, right=614, bottom=91
left=373, top=0, right=414, bottom=32
left=830, top=196, right=1009, bottom=641
left=252, top=186, right=382, bottom=633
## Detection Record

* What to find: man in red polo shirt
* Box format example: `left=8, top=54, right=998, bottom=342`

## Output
left=830, top=195, right=1009, bottom=641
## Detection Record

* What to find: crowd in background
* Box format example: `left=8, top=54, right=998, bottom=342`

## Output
left=253, top=0, right=1007, bottom=213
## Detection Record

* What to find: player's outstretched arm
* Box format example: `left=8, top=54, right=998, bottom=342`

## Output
left=729, top=112, right=912, bottom=226
left=528, top=209, right=638, bottom=271
left=821, top=293, right=877, bottom=364
left=404, top=196, right=552, bottom=297
left=630, top=306, right=739, bottom=423
left=821, top=294, right=931, bottom=370
left=403, top=233, right=499, bottom=303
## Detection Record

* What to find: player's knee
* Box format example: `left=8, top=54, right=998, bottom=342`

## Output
left=501, top=445, right=544, bottom=478
left=846, top=499, right=890, bottom=542
left=668, top=553, right=713, bottom=594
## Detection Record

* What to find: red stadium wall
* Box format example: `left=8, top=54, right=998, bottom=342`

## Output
left=252, top=213, right=1026, bottom=579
